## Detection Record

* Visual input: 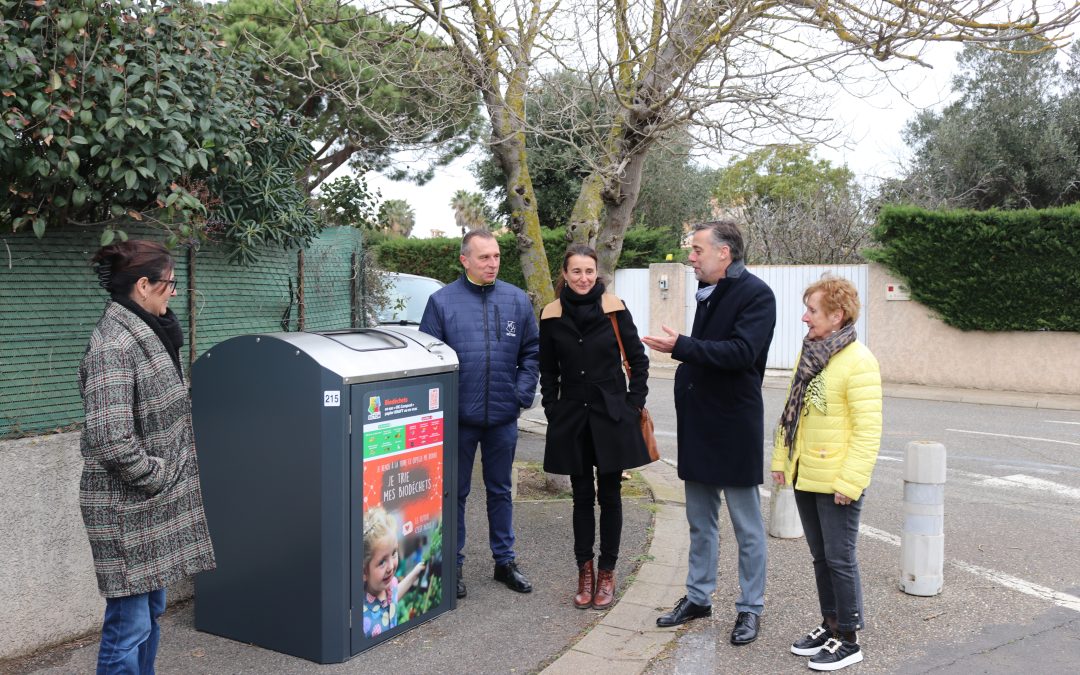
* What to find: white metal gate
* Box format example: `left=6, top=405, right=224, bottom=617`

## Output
left=613, top=268, right=651, bottom=350
left=744, top=265, right=868, bottom=370
left=614, top=264, right=869, bottom=370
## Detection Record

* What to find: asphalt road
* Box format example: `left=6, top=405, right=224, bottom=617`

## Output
left=629, top=377, right=1080, bottom=674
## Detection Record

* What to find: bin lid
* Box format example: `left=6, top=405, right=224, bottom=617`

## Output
left=251, top=327, right=458, bottom=383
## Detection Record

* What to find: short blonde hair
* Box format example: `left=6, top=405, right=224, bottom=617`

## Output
left=804, top=275, right=860, bottom=326
left=363, top=506, right=397, bottom=568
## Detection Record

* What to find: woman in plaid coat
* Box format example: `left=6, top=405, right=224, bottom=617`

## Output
left=79, top=240, right=215, bottom=674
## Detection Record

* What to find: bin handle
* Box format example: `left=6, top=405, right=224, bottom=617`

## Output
left=379, top=327, right=447, bottom=353
left=314, top=328, right=408, bottom=352
left=390, top=328, right=444, bottom=352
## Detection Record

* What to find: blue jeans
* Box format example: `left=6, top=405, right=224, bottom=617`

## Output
left=97, top=588, right=166, bottom=675
left=684, top=481, right=767, bottom=614
left=794, top=489, right=865, bottom=632
left=457, top=421, right=518, bottom=566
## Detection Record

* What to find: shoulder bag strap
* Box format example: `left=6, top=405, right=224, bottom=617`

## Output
left=608, top=313, right=632, bottom=380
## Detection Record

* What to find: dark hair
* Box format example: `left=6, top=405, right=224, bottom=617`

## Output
left=91, top=240, right=174, bottom=297
left=460, top=229, right=497, bottom=257
left=555, top=243, right=599, bottom=294
left=692, top=219, right=745, bottom=262
left=561, top=243, right=598, bottom=271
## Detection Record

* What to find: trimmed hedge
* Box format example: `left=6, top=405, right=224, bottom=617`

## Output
left=867, top=205, right=1080, bottom=331
left=376, top=227, right=682, bottom=288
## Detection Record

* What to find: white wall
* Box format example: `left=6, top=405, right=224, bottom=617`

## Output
left=0, top=433, right=193, bottom=660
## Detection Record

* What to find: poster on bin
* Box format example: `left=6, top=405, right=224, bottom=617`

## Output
left=361, top=383, right=445, bottom=639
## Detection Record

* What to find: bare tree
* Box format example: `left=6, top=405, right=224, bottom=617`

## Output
left=740, top=191, right=873, bottom=264
left=714, top=144, right=871, bottom=263
left=549, top=0, right=1080, bottom=279
left=368, top=0, right=563, bottom=311
left=283, top=1, right=1080, bottom=295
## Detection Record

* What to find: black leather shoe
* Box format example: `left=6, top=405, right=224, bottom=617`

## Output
left=456, top=565, right=467, bottom=599
left=494, top=561, right=533, bottom=593
left=730, top=611, right=760, bottom=645
left=656, top=596, right=712, bottom=627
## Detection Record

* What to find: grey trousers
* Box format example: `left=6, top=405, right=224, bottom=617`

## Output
left=684, top=481, right=767, bottom=614
left=794, top=489, right=865, bottom=632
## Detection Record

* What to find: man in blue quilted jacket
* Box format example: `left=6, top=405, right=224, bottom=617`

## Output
left=420, top=230, right=540, bottom=600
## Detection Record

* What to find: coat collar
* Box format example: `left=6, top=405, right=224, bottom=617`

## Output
left=692, top=269, right=750, bottom=337
left=461, top=273, right=497, bottom=294
left=541, top=292, right=624, bottom=319
left=103, top=301, right=186, bottom=383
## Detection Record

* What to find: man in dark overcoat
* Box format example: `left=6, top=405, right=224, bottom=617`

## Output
left=643, top=219, right=776, bottom=645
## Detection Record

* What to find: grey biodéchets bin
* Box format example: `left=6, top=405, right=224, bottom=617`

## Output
left=191, top=328, right=460, bottom=663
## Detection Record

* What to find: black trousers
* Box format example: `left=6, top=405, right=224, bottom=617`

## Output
left=569, top=425, right=622, bottom=570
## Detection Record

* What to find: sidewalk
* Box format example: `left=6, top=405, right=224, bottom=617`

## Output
left=1, top=430, right=661, bottom=675
left=539, top=459, right=689, bottom=675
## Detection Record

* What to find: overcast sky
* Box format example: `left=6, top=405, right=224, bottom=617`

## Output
left=363, top=44, right=962, bottom=239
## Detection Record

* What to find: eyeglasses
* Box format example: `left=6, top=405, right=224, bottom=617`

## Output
left=150, top=278, right=179, bottom=291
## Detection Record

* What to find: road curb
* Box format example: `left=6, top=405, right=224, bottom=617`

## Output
left=522, top=417, right=691, bottom=675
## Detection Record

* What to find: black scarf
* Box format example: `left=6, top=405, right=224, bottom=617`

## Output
left=560, top=281, right=607, bottom=332
left=112, top=295, right=185, bottom=378
left=777, top=321, right=857, bottom=457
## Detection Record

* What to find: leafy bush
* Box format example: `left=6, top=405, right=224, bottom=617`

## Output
left=867, top=205, right=1080, bottom=331
left=0, top=0, right=319, bottom=262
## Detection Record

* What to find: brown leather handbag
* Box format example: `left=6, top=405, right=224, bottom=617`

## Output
left=609, top=314, right=660, bottom=463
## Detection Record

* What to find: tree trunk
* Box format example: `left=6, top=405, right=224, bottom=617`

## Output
left=487, top=101, right=554, bottom=314
left=596, top=150, right=648, bottom=284
left=567, top=172, right=604, bottom=249
left=582, top=0, right=725, bottom=282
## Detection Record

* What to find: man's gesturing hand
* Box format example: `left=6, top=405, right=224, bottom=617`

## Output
left=641, top=325, right=679, bottom=354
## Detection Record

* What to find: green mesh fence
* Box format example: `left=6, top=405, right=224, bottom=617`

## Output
left=0, top=226, right=363, bottom=436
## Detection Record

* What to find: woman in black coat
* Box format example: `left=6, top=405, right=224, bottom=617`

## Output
left=539, top=244, right=650, bottom=610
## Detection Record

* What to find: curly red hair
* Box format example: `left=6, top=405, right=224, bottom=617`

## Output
left=803, top=275, right=860, bottom=326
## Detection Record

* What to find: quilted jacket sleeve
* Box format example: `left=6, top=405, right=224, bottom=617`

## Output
left=538, top=316, right=560, bottom=412
left=515, top=299, right=540, bottom=409
left=833, top=351, right=883, bottom=500
left=80, top=339, right=166, bottom=495
left=419, top=294, right=445, bottom=341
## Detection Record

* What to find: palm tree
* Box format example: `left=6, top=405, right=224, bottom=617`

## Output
left=451, top=190, right=488, bottom=235
left=378, top=199, right=416, bottom=237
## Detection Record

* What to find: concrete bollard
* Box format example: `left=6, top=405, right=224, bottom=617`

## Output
left=768, top=482, right=804, bottom=539
left=900, top=440, right=946, bottom=596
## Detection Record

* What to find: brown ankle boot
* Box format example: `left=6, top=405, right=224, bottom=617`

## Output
left=573, top=560, right=595, bottom=609
left=592, top=568, right=615, bottom=609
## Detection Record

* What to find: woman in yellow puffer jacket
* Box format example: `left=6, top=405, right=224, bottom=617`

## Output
left=770, top=276, right=882, bottom=672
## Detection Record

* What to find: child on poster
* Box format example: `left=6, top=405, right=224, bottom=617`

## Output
left=363, top=507, right=426, bottom=638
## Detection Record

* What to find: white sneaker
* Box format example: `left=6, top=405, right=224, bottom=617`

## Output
left=808, top=637, right=863, bottom=671
left=790, top=623, right=830, bottom=656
